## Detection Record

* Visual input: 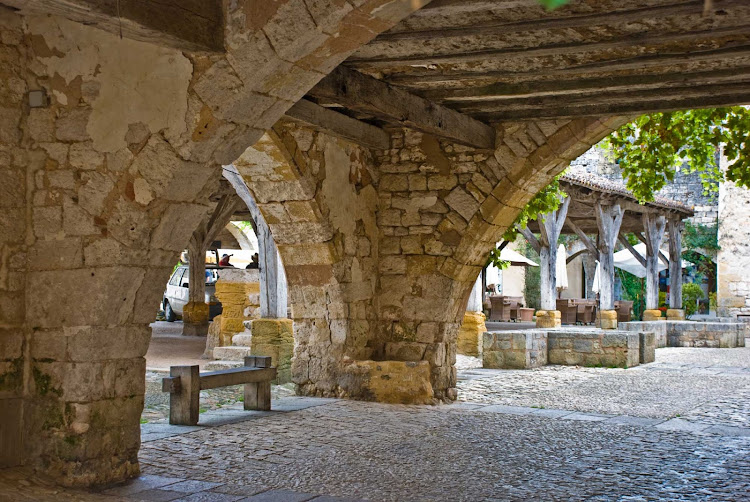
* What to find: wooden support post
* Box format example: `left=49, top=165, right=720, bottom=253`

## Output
left=643, top=214, right=667, bottom=311
left=169, top=365, right=200, bottom=426
left=537, top=196, right=571, bottom=311
left=668, top=218, right=684, bottom=310
left=244, top=356, right=272, bottom=411
left=595, top=201, right=625, bottom=312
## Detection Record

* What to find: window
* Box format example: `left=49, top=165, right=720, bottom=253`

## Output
left=168, top=268, right=184, bottom=286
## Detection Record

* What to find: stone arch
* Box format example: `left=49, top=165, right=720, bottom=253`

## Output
left=225, top=222, right=258, bottom=252
left=233, top=125, right=381, bottom=398
left=0, top=0, right=431, bottom=484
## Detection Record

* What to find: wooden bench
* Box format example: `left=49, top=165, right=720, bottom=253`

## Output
left=162, top=356, right=277, bottom=425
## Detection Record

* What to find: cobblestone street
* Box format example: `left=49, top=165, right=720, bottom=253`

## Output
left=2, top=345, right=749, bottom=501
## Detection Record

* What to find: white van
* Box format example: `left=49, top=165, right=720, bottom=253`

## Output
left=162, top=265, right=222, bottom=322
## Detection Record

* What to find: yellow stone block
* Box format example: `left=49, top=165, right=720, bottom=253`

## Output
left=536, top=310, right=561, bottom=328
left=182, top=302, right=209, bottom=324
left=457, top=312, right=486, bottom=357
left=346, top=360, right=434, bottom=405
left=666, top=309, right=685, bottom=321
left=643, top=309, right=663, bottom=322
left=599, top=309, right=618, bottom=330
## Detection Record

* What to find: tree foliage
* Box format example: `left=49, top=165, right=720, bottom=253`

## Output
left=502, top=175, right=566, bottom=242
left=601, top=107, right=750, bottom=201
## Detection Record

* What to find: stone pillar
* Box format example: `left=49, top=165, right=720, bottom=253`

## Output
left=213, top=270, right=261, bottom=347
left=247, top=318, right=294, bottom=383
left=182, top=248, right=210, bottom=336
left=457, top=277, right=486, bottom=357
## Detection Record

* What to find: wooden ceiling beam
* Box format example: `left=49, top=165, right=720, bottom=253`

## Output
left=283, top=99, right=391, bottom=150
left=308, top=66, right=495, bottom=149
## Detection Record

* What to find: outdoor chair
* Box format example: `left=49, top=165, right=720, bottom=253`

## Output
left=614, top=300, right=633, bottom=322
left=575, top=299, right=597, bottom=325
left=556, top=298, right=578, bottom=325
left=489, top=296, right=523, bottom=322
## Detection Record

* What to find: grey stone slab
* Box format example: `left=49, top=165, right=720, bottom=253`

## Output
left=272, top=398, right=338, bottom=412
left=703, top=425, right=750, bottom=437
left=655, top=418, right=711, bottom=433
left=560, top=412, right=611, bottom=422
left=173, top=492, right=245, bottom=502
left=102, top=475, right=185, bottom=496
left=129, top=489, right=185, bottom=501
left=211, top=485, right=268, bottom=497
left=448, top=402, right=488, bottom=411
left=142, top=424, right=202, bottom=435
left=480, top=405, right=535, bottom=415
left=529, top=408, right=575, bottom=419
left=142, top=432, right=185, bottom=443
left=198, top=414, right=272, bottom=427
left=604, top=415, right=665, bottom=427
left=241, top=489, right=317, bottom=501
left=310, top=496, right=368, bottom=502
left=166, top=480, right=223, bottom=493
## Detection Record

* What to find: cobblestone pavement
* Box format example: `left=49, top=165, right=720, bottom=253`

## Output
left=3, top=346, right=749, bottom=501
left=458, top=345, right=750, bottom=428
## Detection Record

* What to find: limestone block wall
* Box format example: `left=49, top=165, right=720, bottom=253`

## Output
left=482, top=331, right=548, bottom=369
left=213, top=269, right=260, bottom=346
left=717, top=179, right=750, bottom=318
left=547, top=330, right=640, bottom=368
left=0, top=0, right=432, bottom=485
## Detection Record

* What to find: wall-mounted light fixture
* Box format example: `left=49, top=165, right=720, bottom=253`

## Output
left=28, top=89, right=49, bottom=108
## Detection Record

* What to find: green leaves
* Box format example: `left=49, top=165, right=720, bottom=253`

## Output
left=600, top=107, right=750, bottom=202
left=536, top=0, right=571, bottom=10
left=503, top=174, right=566, bottom=242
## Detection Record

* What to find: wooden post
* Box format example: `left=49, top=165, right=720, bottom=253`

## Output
left=536, top=196, right=571, bottom=311
left=668, top=217, right=684, bottom=310
left=170, top=365, right=200, bottom=426
left=244, top=356, right=272, bottom=411
left=595, top=201, right=625, bottom=311
left=642, top=213, right=667, bottom=311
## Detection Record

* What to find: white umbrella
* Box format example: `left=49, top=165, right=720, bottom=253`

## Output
left=499, top=247, right=539, bottom=267
left=556, top=244, right=568, bottom=292
left=613, top=243, right=668, bottom=278
left=592, top=261, right=601, bottom=294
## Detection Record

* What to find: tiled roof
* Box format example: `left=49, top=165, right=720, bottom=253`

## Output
left=561, top=171, right=694, bottom=215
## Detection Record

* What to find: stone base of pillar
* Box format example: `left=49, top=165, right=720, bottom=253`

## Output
left=599, top=309, right=618, bottom=330
left=249, top=318, right=294, bottom=383
left=643, top=309, right=664, bottom=322
left=340, top=360, right=435, bottom=404
left=666, top=309, right=686, bottom=321
left=536, top=310, right=561, bottom=328
left=182, top=302, right=210, bottom=336
left=457, top=311, right=486, bottom=357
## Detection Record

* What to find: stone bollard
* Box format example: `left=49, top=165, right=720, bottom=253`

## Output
left=536, top=310, right=561, bottom=328
left=643, top=309, right=663, bottom=322
left=599, top=309, right=618, bottom=330
left=457, top=311, right=486, bottom=357
left=666, top=309, right=686, bottom=321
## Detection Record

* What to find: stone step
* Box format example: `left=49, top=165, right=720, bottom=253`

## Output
left=204, top=360, right=243, bottom=371
left=213, top=346, right=252, bottom=361
left=232, top=334, right=253, bottom=347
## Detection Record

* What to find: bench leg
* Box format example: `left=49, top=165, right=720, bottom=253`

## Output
left=244, top=381, right=271, bottom=411
left=170, top=365, right=200, bottom=425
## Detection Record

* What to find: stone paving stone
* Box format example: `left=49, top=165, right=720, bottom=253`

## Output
left=210, top=485, right=268, bottom=497
left=529, top=408, right=574, bottom=419
left=128, top=489, right=185, bottom=501
left=444, top=402, right=488, bottom=411
left=102, top=475, right=185, bottom=496
left=604, top=415, right=665, bottom=427
left=655, top=418, right=712, bottom=433
left=241, top=489, right=317, bottom=501
left=166, top=480, right=223, bottom=493
left=703, top=425, right=750, bottom=437
left=561, top=412, right=611, bottom=422
left=479, top=405, right=535, bottom=415
left=172, top=492, right=245, bottom=502
left=310, top=496, right=368, bottom=502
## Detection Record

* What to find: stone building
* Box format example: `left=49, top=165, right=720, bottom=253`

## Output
left=1, top=0, right=750, bottom=488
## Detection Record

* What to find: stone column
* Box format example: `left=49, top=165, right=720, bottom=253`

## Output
left=643, top=213, right=666, bottom=321
left=667, top=218, right=685, bottom=320
left=457, top=277, right=487, bottom=357
left=595, top=201, right=624, bottom=328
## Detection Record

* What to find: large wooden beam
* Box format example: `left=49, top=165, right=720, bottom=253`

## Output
left=308, top=66, right=495, bottom=149
left=617, top=233, right=647, bottom=268
left=0, top=0, right=224, bottom=52
left=565, top=219, right=598, bottom=259
left=284, top=99, right=390, bottom=150
left=595, top=201, right=624, bottom=312
left=536, top=196, right=570, bottom=312
left=668, top=218, right=684, bottom=310
left=642, top=214, right=667, bottom=310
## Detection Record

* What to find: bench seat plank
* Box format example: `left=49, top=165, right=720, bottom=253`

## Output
left=199, top=367, right=277, bottom=390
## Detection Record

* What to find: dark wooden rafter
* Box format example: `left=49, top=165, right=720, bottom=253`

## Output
left=307, top=66, right=495, bottom=149
left=284, top=99, right=390, bottom=150
left=565, top=219, right=598, bottom=259
left=617, top=232, right=647, bottom=268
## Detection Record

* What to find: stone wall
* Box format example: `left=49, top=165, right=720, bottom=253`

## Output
left=213, top=269, right=261, bottom=346
left=620, top=320, right=747, bottom=348
left=717, top=177, right=750, bottom=318
left=547, top=329, right=640, bottom=368
left=482, top=330, right=547, bottom=369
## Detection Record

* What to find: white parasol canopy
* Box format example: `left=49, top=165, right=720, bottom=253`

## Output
left=499, top=247, right=539, bottom=267
left=592, top=261, right=601, bottom=294
left=613, top=243, right=669, bottom=278
left=556, top=243, right=568, bottom=291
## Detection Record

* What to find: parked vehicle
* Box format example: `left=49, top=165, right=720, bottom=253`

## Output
left=162, top=265, right=223, bottom=322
